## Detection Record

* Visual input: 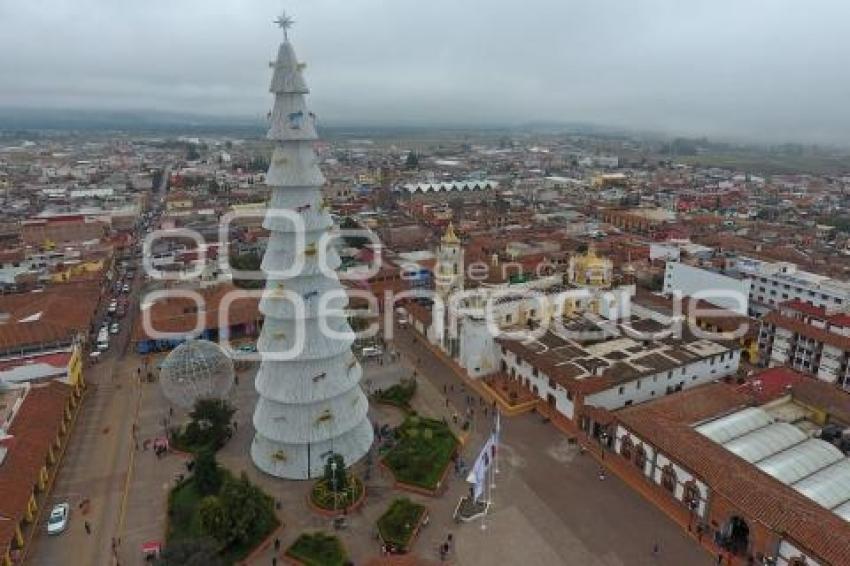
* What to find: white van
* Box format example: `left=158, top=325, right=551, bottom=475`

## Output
left=97, top=328, right=109, bottom=351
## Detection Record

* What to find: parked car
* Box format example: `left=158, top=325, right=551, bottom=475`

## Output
left=361, top=346, right=383, bottom=359
left=110, top=323, right=120, bottom=335
left=46, top=502, right=70, bottom=535
left=107, top=300, right=118, bottom=314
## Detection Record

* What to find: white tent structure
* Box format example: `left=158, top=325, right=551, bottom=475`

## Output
left=696, top=406, right=850, bottom=523
left=251, top=14, right=373, bottom=480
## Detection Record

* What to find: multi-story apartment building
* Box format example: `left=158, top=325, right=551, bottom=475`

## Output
left=731, top=257, right=850, bottom=315
left=759, top=299, right=850, bottom=389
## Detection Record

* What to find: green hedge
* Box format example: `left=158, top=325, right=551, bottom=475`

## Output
left=376, top=498, right=426, bottom=551
left=286, top=532, right=347, bottom=566
left=382, top=416, right=457, bottom=490
left=372, top=378, right=417, bottom=410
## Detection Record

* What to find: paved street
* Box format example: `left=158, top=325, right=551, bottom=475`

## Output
left=27, top=283, right=143, bottom=566
left=27, top=171, right=168, bottom=566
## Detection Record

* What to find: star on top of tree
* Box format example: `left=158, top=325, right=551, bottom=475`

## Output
left=274, top=11, right=295, bottom=40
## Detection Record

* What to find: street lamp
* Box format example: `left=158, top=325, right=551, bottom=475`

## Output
left=331, top=459, right=338, bottom=513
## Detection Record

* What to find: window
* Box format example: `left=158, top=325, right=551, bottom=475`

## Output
left=661, top=464, right=677, bottom=493
left=620, top=436, right=633, bottom=459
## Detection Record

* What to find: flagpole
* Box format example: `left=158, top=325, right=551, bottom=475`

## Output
left=493, top=407, right=502, bottom=483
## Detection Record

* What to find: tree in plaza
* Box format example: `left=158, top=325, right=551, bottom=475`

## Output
left=229, top=252, right=263, bottom=290
left=181, top=399, right=236, bottom=451
left=156, top=537, right=224, bottom=566
left=193, top=450, right=222, bottom=496
left=218, top=472, right=276, bottom=546
left=324, top=453, right=348, bottom=493
left=198, top=496, right=230, bottom=544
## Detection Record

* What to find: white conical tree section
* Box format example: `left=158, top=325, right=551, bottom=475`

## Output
left=251, top=20, right=372, bottom=480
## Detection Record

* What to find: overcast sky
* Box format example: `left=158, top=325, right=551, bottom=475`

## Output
left=2, top=0, right=849, bottom=144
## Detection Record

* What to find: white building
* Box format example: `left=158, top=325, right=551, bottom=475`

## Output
left=730, top=257, right=850, bottom=316
left=663, top=261, right=752, bottom=315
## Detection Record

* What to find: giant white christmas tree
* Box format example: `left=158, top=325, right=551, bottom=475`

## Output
left=251, top=13, right=373, bottom=480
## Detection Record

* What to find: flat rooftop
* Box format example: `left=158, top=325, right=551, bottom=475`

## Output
left=499, top=312, right=735, bottom=394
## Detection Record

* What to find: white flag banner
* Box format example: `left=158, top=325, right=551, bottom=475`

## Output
left=467, top=433, right=496, bottom=501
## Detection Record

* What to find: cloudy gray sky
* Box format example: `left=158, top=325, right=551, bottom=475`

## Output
left=2, top=0, right=849, bottom=143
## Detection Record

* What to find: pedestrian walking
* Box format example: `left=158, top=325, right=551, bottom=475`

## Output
left=274, top=538, right=280, bottom=551
left=652, top=542, right=659, bottom=557
left=84, top=521, right=92, bottom=535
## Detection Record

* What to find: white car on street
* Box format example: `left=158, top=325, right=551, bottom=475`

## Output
left=46, top=502, right=70, bottom=535
left=110, top=322, right=120, bottom=335
left=361, top=346, right=383, bottom=359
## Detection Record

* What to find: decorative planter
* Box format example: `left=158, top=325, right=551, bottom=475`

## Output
left=307, top=477, right=367, bottom=517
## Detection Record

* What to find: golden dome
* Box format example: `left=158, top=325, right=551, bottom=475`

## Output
left=442, top=222, right=460, bottom=245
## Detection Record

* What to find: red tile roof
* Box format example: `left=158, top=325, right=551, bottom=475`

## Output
left=0, top=282, right=100, bottom=353
left=736, top=366, right=803, bottom=404
left=617, top=383, right=850, bottom=565
left=132, top=283, right=260, bottom=342
left=0, top=382, right=73, bottom=555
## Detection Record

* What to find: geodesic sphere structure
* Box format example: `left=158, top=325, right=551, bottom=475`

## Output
left=159, top=340, right=235, bottom=409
